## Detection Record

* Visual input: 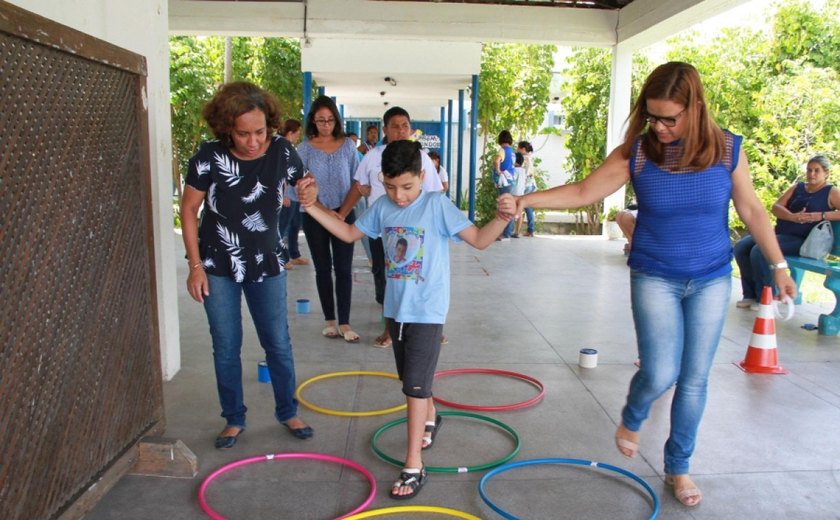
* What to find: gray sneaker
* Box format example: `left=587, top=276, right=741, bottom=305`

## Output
left=736, top=298, right=756, bottom=309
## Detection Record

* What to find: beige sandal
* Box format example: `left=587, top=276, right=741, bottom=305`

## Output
left=665, top=475, right=702, bottom=507
left=615, top=425, right=639, bottom=458
left=342, top=329, right=360, bottom=343
left=321, top=326, right=340, bottom=338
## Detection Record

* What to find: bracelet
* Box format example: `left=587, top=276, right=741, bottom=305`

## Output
left=190, top=262, right=204, bottom=271
left=822, top=211, right=826, bottom=220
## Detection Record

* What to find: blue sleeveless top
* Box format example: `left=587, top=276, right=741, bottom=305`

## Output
left=628, top=131, right=741, bottom=279
left=775, top=182, right=833, bottom=238
left=494, top=146, right=515, bottom=186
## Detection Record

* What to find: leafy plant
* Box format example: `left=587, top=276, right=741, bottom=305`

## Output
left=560, top=48, right=651, bottom=234
left=473, top=43, right=557, bottom=226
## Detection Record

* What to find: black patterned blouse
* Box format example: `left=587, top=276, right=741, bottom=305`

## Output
left=185, top=136, right=304, bottom=282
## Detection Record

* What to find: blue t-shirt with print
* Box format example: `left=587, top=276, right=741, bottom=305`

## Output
left=355, top=191, right=472, bottom=324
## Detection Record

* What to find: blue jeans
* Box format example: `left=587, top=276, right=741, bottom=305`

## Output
left=497, top=185, right=515, bottom=237
left=278, top=202, right=303, bottom=260
left=733, top=233, right=803, bottom=299
left=203, top=273, right=299, bottom=428
left=624, top=271, right=731, bottom=475
left=523, top=185, right=536, bottom=233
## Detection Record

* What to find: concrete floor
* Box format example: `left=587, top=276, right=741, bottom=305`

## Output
left=86, top=232, right=840, bottom=519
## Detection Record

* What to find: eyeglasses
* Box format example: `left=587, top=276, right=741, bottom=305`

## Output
left=643, top=109, right=685, bottom=128
left=314, top=118, right=336, bottom=126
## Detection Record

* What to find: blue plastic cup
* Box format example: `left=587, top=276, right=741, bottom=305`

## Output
left=257, top=361, right=271, bottom=383
left=296, top=298, right=310, bottom=314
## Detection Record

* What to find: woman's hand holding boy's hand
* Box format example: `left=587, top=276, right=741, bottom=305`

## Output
left=297, top=177, right=319, bottom=208
left=496, top=193, right=516, bottom=221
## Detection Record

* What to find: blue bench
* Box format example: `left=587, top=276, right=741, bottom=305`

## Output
left=785, top=220, right=840, bottom=335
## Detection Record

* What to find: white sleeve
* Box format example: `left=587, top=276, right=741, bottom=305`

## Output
left=438, top=165, right=449, bottom=183
left=420, top=151, right=443, bottom=192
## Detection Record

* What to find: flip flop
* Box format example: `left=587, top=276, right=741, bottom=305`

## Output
left=422, top=414, right=443, bottom=450
left=322, top=326, right=340, bottom=338
left=389, top=466, right=427, bottom=500
left=373, top=333, right=392, bottom=348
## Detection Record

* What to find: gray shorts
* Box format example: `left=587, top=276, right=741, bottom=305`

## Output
left=387, top=320, right=443, bottom=399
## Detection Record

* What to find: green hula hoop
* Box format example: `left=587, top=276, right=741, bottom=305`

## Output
left=371, top=411, right=521, bottom=473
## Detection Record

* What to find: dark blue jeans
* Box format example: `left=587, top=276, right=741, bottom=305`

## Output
left=497, top=185, right=515, bottom=237
left=278, top=202, right=303, bottom=260
left=733, top=233, right=803, bottom=299
left=203, top=273, right=299, bottom=428
left=302, top=209, right=356, bottom=324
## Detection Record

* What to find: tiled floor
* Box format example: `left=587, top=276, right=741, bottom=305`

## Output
left=86, top=232, right=840, bottom=519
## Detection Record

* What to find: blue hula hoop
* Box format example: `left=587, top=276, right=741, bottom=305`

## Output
left=479, top=458, right=660, bottom=520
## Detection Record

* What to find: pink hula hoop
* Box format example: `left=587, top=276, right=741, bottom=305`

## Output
left=433, top=368, right=545, bottom=412
left=198, top=452, right=377, bottom=520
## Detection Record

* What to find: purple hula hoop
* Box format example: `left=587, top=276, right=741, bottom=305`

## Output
left=198, top=452, right=377, bottom=519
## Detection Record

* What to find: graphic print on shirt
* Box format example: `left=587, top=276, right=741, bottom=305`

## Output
left=385, top=226, right=424, bottom=282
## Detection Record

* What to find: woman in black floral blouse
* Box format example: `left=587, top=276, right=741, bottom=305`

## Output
left=180, top=82, right=313, bottom=448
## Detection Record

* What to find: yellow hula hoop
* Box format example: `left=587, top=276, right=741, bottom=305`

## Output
left=295, top=370, right=407, bottom=417
left=343, top=505, right=481, bottom=519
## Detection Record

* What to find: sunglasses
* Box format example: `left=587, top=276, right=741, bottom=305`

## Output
left=643, top=109, right=685, bottom=128
left=314, top=118, right=336, bottom=125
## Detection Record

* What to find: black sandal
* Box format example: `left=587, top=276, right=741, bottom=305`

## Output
left=389, top=466, right=427, bottom=500
left=422, top=414, right=443, bottom=450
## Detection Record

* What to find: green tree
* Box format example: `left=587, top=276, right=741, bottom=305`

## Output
left=560, top=48, right=651, bottom=233
left=169, top=36, right=308, bottom=219
left=169, top=36, right=217, bottom=197
left=665, top=1, right=840, bottom=232
left=769, top=0, right=840, bottom=74
left=474, top=42, right=557, bottom=226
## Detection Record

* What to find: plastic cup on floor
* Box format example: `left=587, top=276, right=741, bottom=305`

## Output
left=296, top=298, right=310, bottom=314
left=257, top=361, right=271, bottom=383
left=579, top=348, right=598, bottom=369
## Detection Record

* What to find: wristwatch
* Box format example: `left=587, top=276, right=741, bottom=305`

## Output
left=769, top=261, right=789, bottom=271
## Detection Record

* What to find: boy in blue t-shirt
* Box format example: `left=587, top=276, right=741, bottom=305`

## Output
left=298, top=140, right=515, bottom=500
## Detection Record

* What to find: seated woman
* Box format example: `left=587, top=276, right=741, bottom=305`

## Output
left=616, top=203, right=638, bottom=255
left=734, top=155, right=838, bottom=309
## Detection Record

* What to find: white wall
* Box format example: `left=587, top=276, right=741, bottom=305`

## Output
left=8, top=0, right=181, bottom=380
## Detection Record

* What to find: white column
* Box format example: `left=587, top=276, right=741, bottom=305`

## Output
left=603, top=43, right=633, bottom=230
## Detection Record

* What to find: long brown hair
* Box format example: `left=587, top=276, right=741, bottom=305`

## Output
left=619, top=62, right=725, bottom=171
left=202, top=81, right=282, bottom=147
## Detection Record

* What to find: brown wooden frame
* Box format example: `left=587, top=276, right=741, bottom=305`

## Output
left=0, top=4, right=164, bottom=519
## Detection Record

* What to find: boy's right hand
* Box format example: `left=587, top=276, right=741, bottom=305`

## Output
left=497, top=193, right=517, bottom=220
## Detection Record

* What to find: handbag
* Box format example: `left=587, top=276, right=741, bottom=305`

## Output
left=799, top=220, right=834, bottom=260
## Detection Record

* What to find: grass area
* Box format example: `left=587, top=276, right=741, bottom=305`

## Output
left=732, top=262, right=833, bottom=304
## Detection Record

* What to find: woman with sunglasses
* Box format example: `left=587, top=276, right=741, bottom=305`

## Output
left=296, top=96, right=361, bottom=343
left=515, top=62, right=796, bottom=507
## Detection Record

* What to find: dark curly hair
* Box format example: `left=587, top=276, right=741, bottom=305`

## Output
left=202, top=81, right=282, bottom=147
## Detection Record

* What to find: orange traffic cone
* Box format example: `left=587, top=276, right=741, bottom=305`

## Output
left=737, top=286, right=787, bottom=374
